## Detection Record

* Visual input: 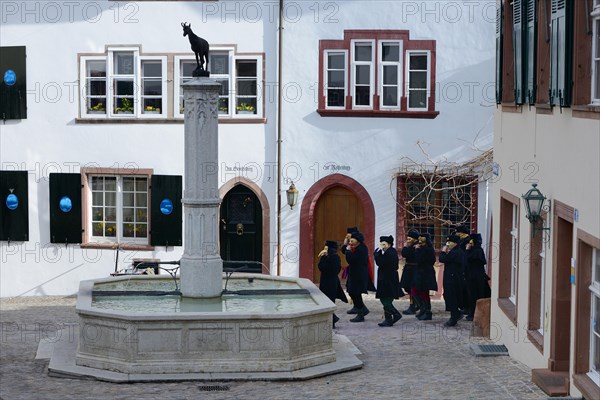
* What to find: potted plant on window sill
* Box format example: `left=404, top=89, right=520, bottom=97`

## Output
left=236, top=103, right=255, bottom=115
left=88, top=102, right=106, bottom=115
left=144, top=105, right=161, bottom=115
left=115, top=98, right=134, bottom=115
left=218, top=106, right=229, bottom=114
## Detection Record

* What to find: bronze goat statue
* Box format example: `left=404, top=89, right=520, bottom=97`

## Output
left=181, top=22, right=209, bottom=76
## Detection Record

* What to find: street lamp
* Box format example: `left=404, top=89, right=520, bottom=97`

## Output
left=522, top=183, right=550, bottom=237
left=286, top=182, right=299, bottom=209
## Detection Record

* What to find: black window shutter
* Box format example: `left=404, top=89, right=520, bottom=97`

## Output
left=150, top=175, right=182, bottom=247
left=0, top=171, right=29, bottom=241
left=513, top=0, right=526, bottom=104
left=526, top=0, right=537, bottom=104
left=0, top=46, right=27, bottom=120
left=496, top=0, right=503, bottom=104
left=49, top=173, right=82, bottom=244
left=550, top=0, right=573, bottom=107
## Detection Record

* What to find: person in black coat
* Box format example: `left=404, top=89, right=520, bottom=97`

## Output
left=464, top=233, right=491, bottom=320
left=318, top=240, right=348, bottom=328
left=439, top=234, right=465, bottom=327
left=413, top=232, right=437, bottom=321
left=400, top=229, right=420, bottom=315
left=374, top=235, right=404, bottom=327
left=341, top=230, right=373, bottom=322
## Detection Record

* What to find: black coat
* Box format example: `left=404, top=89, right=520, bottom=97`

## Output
left=465, top=246, right=491, bottom=300
left=400, top=245, right=417, bottom=291
left=318, top=253, right=348, bottom=303
left=374, top=247, right=404, bottom=299
left=342, top=243, right=372, bottom=295
left=413, top=245, right=438, bottom=291
left=439, top=247, right=464, bottom=312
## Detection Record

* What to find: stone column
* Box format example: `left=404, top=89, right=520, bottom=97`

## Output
left=180, top=78, right=223, bottom=298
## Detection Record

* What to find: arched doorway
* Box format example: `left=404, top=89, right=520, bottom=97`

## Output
left=313, top=186, right=364, bottom=283
left=299, top=174, right=375, bottom=282
left=219, top=184, right=263, bottom=272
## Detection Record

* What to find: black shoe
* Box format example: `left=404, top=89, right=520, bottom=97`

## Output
left=349, top=314, right=365, bottom=322
left=402, top=305, right=416, bottom=315
left=378, top=318, right=394, bottom=327
left=346, top=307, right=359, bottom=314
left=444, top=318, right=457, bottom=327
left=391, top=310, right=402, bottom=324
left=361, top=307, right=370, bottom=317
left=417, top=312, right=432, bottom=321
left=415, top=309, right=425, bottom=319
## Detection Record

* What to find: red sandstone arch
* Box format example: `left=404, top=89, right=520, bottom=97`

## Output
left=298, top=174, right=375, bottom=280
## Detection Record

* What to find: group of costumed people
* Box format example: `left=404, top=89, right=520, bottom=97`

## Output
left=318, top=225, right=490, bottom=329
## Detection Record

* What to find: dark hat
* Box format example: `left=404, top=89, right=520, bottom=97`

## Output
left=346, top=226, right=359, bottom=234
left=419, top=232, right=432, bottom=245
left=325, top=240, right=338, bottom=250
left=350, top=231, right=364, bottom=242
left=454, top=224, right=470, bottom=234
left=379, top=235, right=394, bottom=245
left=407, top=229, right=420, bottom=239
left=469, top=233, right=482, bottom=246
left=446, top=234, right=461, bottom=244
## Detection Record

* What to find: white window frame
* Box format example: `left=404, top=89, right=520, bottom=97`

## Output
left=589, top=248, right=600, bottom=383
left=80, top=47, right=167, bottom=119
left=592, top=1, right=600, bottom=105
left=88, top=175, right=149, bottom=245
left=509, top=204, right=519, bottom=303
left=406, top=50, right=431, bottom=111
left=379, top=40, right=402, bottom=110
left=538, top=248, right=546, bottom=335
left=174, top=49, right=262, bottom=119
left=139, top=56, right=168, bottom=119
left=324, top=49, right=348, bottom=109
left=351, top=39, right=375, bottom=109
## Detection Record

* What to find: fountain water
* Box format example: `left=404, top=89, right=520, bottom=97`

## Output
left=46, top=77, right=362, bottom=381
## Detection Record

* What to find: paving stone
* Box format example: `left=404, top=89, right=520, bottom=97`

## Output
left=0, top=294, right=549, bottom=400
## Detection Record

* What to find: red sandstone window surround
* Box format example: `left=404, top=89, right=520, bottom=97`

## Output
left=318, top=30, right=438, bottom=119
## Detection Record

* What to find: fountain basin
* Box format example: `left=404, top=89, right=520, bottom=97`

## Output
left=75, top=274, right=337, bottom=374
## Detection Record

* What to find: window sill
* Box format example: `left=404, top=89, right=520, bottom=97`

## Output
left=317, top=109, right=439, bottom=119
left=572, top=105, right=600, bottom=120
left=500, top=103, right=523, bottom=113
left=497, top=297, right=517, bottom=325
left=80, top=242, right=155, bottom=251
left=572, top=373, right=600, bottom=400
left=76, top=117, right=267, bottom=124
left=526, top=329, right=544, bottom=353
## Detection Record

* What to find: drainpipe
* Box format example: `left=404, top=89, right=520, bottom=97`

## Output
left=276, top=0, right=284, bottom=276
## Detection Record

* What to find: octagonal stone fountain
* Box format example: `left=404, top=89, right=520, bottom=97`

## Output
left=47, top=77, right=361, bottom=382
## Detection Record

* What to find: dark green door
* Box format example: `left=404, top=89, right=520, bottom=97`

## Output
left=219, top=185, right=262, bottom=272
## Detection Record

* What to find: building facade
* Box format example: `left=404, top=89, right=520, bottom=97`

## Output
left=492, top=0, right=600, bottom=397
left=1, top=0, right=494, bottom=304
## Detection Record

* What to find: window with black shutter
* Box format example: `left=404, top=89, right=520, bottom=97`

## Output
left=0, top=171, right=28, bottom=241
left=514, top=0, right=526, bottom=104
left=150, top=175, right=182, bottom=247
left=49, top=173, right=82, bottom=244
left=550, top=0, right=574, bottom=107
left=0, top=46, right=27, bottom=120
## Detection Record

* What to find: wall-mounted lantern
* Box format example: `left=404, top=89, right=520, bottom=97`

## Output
left=286, top=182, right=299, bottom=209
left=522, top=183, right=551, bottom=237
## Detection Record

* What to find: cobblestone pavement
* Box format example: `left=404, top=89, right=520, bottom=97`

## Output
left=0, top=295, right=549, bottom=400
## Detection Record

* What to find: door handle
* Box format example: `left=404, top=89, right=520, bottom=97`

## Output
left=236, top=223, right=244, bottom=236
left=221, top=219, right=227, bottom=231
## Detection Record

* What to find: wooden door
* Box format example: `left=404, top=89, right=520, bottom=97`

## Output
left=219, top=185, right=262, bottom=272
left=313, top=186, right=363, bottom=283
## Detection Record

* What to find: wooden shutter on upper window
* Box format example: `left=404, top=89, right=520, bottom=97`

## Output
left=572, top=0, right=593, bottom=105
left=550, top=0, right=574, bottom=106
left=536, top=0, right=552, bottom=104
left=0, top=171, right=28, bottom=241
left=502, top=0, right=516, bottom=103
left=150, top=175, right=182, bottom=247
left=526, top=0, right=537, bottom=104
left=496, top=0, right=504, bottom=103
left=513, top=0, right=526, bottom=104
left=49, top=173, right=82, bottom=244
